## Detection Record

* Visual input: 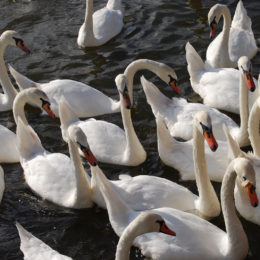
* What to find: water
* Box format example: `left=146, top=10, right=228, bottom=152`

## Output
left=0, top=0, right=260, bottom=259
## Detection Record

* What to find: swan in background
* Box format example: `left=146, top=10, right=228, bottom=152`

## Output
left=77, top=0, right=123, bottom=48
left=186, top=42, right=258, bottom=114
left=154, top=104, right=230, bottom=182
left=206, top=2, right=258, bottom=68
left=95, top=156, right=257, bottom=259
left=59, top=74, right=146, bottom=166
left=16, top=213, right=175, bottom=260
left=9, top=59, right=179, bottom=118
left=0, top=166, right=4, bottom=203
left=17, top=118, right=97, bottom=208
left=0, top=30, right=30, bottom=112
left=16, top=222, right=72, bottom=260
left=0, top=88, right=55, bottom=163
left=141, top=71, right=250, bottom=146
left=223, top=125, right=260, bottom=225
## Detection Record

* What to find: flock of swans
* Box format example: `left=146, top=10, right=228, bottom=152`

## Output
left=0, top=0, right=260, bottom=259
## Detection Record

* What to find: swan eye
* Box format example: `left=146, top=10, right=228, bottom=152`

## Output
left=12, top=37, right=23, bottom=46
left=210, top=16, right=217, bottom=28
left=40, top=98, right=50, bottom=108
left=242, top=176, right=247, bottom=181
left=200, top=122, right=211, bottom=134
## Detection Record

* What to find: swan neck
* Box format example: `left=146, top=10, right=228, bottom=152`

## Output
left=13, top=92, right=28, bottom=125
left=248, top=101, right=260, bottom=157
left=83, top=0, right=95, bottom=39
left=221, top=161, right=248, bottom=257
left=124, top=59, right=165, bottom=104
left=0, top=40, right=18, bottom=103
left=68, top=140, right=92, bottom=206
left=221, top=6, right=231, bottom=43
left=193, top=126, right=219, bottom=217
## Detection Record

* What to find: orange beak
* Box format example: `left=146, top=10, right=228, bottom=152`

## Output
left=160, top=222, right=176, bottom=236
left=204, top=130, right=218, bottom=152
left=17, top=41, right=30, bottom=54
left=42, top=103, right=55, bottom=118
left=210, top=23, right=217, bottom=39
left=245, top=182, right=258, bottom=207
left=244, top=72, right=255, bottom=92
left=169, top=80, right=180, bottom=95
left=82, top=148, right=98, bottom=166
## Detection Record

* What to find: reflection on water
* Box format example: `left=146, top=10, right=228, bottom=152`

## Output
left=0, top=0, right=260, bottom=259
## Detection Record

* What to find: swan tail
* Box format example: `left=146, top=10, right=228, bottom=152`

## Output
left=140, top=76, right=171, bottom=116
left=185, top=42, right=205, bottom=84
left=16, top=117, right=45, bottom=160
left=8, top=65, right=39, bottom=91
left=223, top=124, right=241, bottom=159
left=232, top=1, right=251, bottom=31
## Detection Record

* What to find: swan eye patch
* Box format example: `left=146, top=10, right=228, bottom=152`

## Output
left=210, top=16, right=217, bottom=28
left=200, top=122, right=212, bottom=134
left=40, top=98, right=50, bottom=108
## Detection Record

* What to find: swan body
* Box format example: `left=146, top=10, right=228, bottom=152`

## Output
left=155, top=102, right=230, bottom=182
left=186, top=42, right=258, bottom=114
left=17, top=118, right=95, bottom=209
left=16, top=222, right=71, bottom=260
left=0, top=166, right=4, bottom=203
left=77, top=0, right=123, bottom=47
left=0, top=88, right=55, bottom=163
left=0, top=30, right=30, bottom=112
left=141, top=72, right=250, bottom=146
left=10, top=59, right=178, bottom=118
left=59, top=74, right=146, bottom=166
left=95, top=156, right=257, bottom=260
left=206, top=2, right=258, bottom=68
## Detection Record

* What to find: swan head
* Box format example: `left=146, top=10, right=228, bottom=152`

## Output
left=25, top=88, right=55, bottom=118
left=238, top=56, right=255, bottom=92
left=157, top=64, right=180, bottom=94
left=208, top=4, right=227, bottom=38
left=194, top=111, right=218, bottom=152
left=67, top=125, right=98, bottom=167
left=115, top=74, right=132, bottom=109
left=0, top=30, right=30, bottom=53
left=134, top=212, right=176, bottom=236
left=233, top=158, right=258, bottom=207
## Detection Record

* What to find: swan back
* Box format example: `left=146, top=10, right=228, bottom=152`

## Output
left=17, top=117, right=45, bottom=161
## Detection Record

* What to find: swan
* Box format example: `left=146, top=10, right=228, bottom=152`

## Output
left=0, top=88, right=55, bottom=163
left=206, top=2, right=258, bottom=68
left=154, top=105, right=230, bottom=182
left=94, top=156, right=257, bottom=259
left=59, top=74, right=146, bottom=166
left=77, top=0, right=123, bottom=48
left=186, top=42, right=258, bottom=114
left=0, top=165, right=4, bottom=203
left=141, top=65, right=251, bottom=146
left=16, top=213, right=175, bottom=260
left=16, top=222, right=71, bottom=260
left=9, top=59, right=179, bottom=118
left=16, top=118, right=98, bottom=208
left=0, top=30, right=30, bottom=112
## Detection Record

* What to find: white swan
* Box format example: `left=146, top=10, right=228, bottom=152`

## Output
left=186, top=42, right=258, bottom=114
left=16, top=118, right=98, bottom=208
left=16, top=222, right=71, bottom=260
left=141, top=67, right=250, bottom=146
left=59, top=74, right=146, bottom=166
left=0, top=165, right=4, bottom=203
left=94, top=156, right=257, bottom=259
left=0, top=88, right=55, bottom=163
left=0, top=30, right=30, bottom=112
left=9, top=59, right=179, bottom=118
left=16, top=213, right=175, bottom=260
left=155, top=106, right=230, bottom=182
left=77, top=0, right=123, bottom=48
left=206, top=2, right=258, bottom=68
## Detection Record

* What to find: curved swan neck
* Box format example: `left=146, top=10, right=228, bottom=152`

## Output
left=68, top=139, right=92, bottom=207
left=248, top=101, right=260, bottom=157
left=124, top=59, right=165, bottom=103
left=13, top=91, right=29, bottom=125
left=0, top=38, right=18, bottom=104
left=193, top=125, right=219, bottom=217
left=220, top=6, right=231, bottom=45
left=83, top=0, right=95, bottom=41
left=221, top=161, right=248, bottom=258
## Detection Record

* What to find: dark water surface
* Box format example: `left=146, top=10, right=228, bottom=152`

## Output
left=0, top=0, right=260, bottom=259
